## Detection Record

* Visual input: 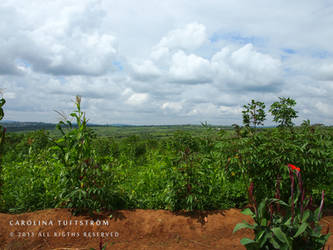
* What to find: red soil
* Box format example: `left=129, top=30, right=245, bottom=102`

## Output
left=0, top=208, right=332, bottom=250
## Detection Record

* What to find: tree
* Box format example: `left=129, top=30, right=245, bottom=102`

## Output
left=269, top=97, right=298, bottom=128
left=242, top=99, right=266, bottom=130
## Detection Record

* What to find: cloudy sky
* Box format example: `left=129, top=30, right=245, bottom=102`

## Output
left=1, top=0, right=332, bottom=125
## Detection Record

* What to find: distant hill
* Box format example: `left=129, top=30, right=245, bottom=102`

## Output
left=0, top=121, right=56, bottom=132
left=0, top=120, right=235, bottom=133
left=0, top=120, right=113, bottom=132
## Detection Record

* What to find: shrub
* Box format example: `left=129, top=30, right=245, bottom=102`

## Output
left=233, top=164, right=330, bottom=250
left=50, top=96, right=119, bottom=214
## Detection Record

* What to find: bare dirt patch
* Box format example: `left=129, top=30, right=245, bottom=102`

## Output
left=0, top=208, right=332, bottom=249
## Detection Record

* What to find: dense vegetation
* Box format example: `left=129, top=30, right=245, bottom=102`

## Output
left=234, top=164, right=330, bottom=249
left=0, top=96, right=332, bottom=216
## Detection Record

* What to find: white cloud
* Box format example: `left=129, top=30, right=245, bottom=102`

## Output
left=168, top=51, right=212, bottom=84
left=162, top=102, right=183, bottom=112
left=150, top=47, right=170, bottom=62
left=219, top=105, right=243, bottom=115
left=315, top=101, right=331, bottom=115
left=316, top=63, right=333, bottom=81
left=0, top=0, right=118, bottom=76
left=130, top=60, right=161, bottom=81
left=212, top=44, right=282, bottom=88
left=126, top=93, right=149, bottom=105
left=157, top=22, right=207, bottom=51
left=30, top=29, right=118, bottom=76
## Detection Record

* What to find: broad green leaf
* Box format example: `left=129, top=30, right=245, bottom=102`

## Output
left=271, top=227, right=288, bottom=244
left=269, top=198, right=288, bottom=207
left=293, top=222, right=309, bottom=238
left=240, top=238, right=257, bottom=246
left=258, top=199, right=267, bottom=218
left=241, top=208, right=254, bottom=216
left=233, top=222, right=254, bottom=233
left=301, top=210, right=310, bottom=223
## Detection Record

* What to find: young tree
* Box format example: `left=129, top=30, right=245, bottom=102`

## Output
left=269, top=97, right=298, bottom=128
left=242, top=99, right=266, bottom=130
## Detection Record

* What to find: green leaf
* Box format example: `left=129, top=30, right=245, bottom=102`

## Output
left=269, top=198, right=288, bottom=207
left=269, top=237, right=280, bottom=249
left=241, top=208, right=254, bottom=216
left=283, top=217, right=292, bottom=227
left=258, top=231, right=271, bottom=248
left=257, top=199, right=267, bottom=218
left=233, top=222, right=255, bottom=233
left=260, top=218, right=268, bottom=226
left=271, top=227, right=288, bottom=244
left=314, top=207, right=321, bottom=221
left=301, top=210, right=310, bottom=223
left=240, top=238, right=257, bottom=246
left=280, top=245, right=289, bottom=250
left=293, top=222, right=309, bottom=238
left=256, top=230, right=265, bottom=241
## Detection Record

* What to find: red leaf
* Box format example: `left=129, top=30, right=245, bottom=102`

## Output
left=288, top=163, right=300, bottom=172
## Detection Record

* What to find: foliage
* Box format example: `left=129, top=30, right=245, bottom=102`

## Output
left=218, top=98, right=332, bottom=203
left=269, top=97, right=298, bottom=128
left=0, top=95, right=331, bottom=215
left=50, top=96, right=118, bottom=215
left=1, top=160, right=63, bottom=213
left=233, top=165, right=330, bottom=250
left=242, top=99, right=266, bottom=130
left=163, top=132, right=205, bottom=210
left=163, top=130, right=247, bottom=211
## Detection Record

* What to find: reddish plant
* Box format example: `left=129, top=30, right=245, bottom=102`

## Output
left=234, top=163, right=330, bottom=249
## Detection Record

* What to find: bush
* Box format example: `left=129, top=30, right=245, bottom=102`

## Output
left=234, top=164, right=330, bottom=249
left=50, top=96, right=121, bottom=214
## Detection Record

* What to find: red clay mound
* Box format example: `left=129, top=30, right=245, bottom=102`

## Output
left=0, top=208, right=332, bottom=250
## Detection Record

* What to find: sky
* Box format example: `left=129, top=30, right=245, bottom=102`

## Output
left=0, top=0, right=332, bottom=125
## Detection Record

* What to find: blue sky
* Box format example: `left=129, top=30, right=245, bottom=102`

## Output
left=0, top=0, right=332, bottom=125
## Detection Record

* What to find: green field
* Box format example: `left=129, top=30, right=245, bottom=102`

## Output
left=0, top=97, right=332, bottom=217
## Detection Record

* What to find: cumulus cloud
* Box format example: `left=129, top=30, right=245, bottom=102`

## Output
left=130, top=60, right=161, bottom=81
left=135, top=26, right=281, bottom=88
left=157, top=22, right=207, bottom=51
left=162, top=102, right=183, bottom=112
left=211, top=44, right=282, bottom=89
left=122, top=88, right=149, bottom=105
left=126, top=93, right=149, bottom=105
left=168, top=51, right=212, bottom=84
left=0, top=0, right=118, bottom=76
left=150, top=47, right=171, bottom=63
left=37, top=33, right=117, bottom=76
